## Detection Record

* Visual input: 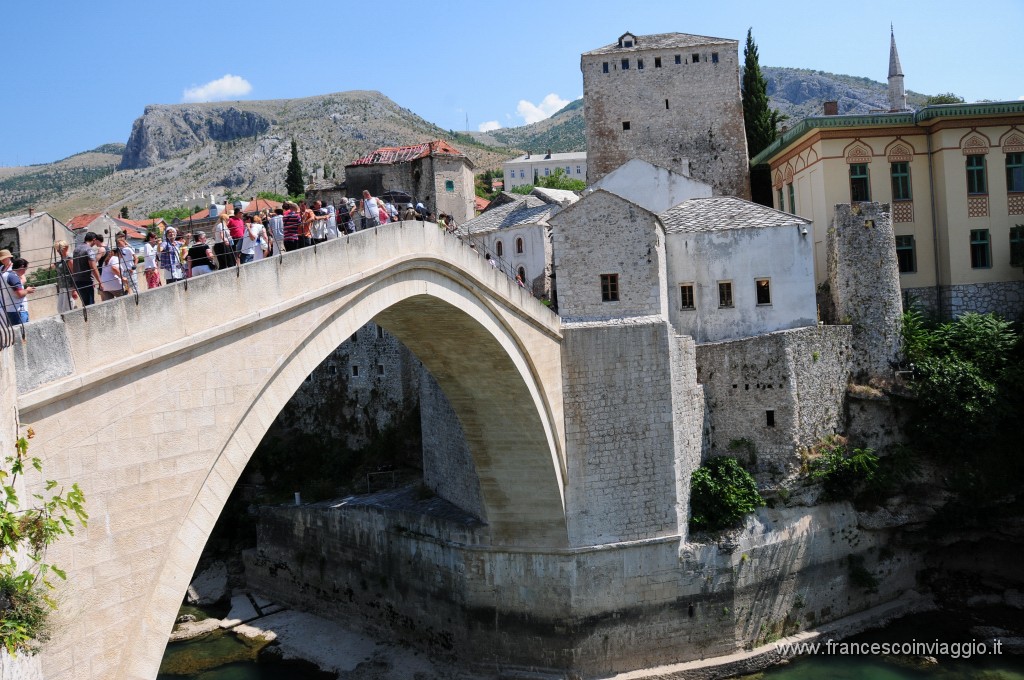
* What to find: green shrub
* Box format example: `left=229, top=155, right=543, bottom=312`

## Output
left=810, top=438, right=878, bottom=501
left=689, top=456, right=764, bottom=533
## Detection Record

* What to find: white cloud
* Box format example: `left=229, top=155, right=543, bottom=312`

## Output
left=183, top=74, right=252, bottom=103
left=516, top=93, right=570, bottom=124
left=478, top=120, right=501, bottom=132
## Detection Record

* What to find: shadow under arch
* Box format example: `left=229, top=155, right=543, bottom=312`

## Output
left=121, top=263, right=567, bottom=679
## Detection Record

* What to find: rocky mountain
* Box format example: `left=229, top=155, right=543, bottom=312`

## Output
left=0, top=67, right=937, bottom=220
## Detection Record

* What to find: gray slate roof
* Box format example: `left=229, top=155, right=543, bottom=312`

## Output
left=507, top=151, right=587, bottom=164
left=584, top=32, right=734, bottom=56
left=460, top=196, right=556, bottom=236
left=658, top=197, right=810, bottom=233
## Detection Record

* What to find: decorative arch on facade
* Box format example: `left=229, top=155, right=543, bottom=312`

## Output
left=784, top=166, right=794, bottom=184
left=773, top=169, right=785, bottom=190
left=844, top=140, right=874, bottom=164
left=960, top=130, right=991, bottom=155
left=885, top=139, right=914, bottom=163
left=1000, top=128, right=1024, bottom=153
left=793, top=153, right=807, bottom=172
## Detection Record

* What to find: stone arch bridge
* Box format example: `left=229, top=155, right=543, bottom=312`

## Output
left=4, top=222, right=567, bottom=680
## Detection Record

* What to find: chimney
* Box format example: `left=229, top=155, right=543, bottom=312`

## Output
left=545, top=149, right=552, bottom=159
left=28, top=207, right=34, bottom=218
left=823, top=101, right=839, bottom=116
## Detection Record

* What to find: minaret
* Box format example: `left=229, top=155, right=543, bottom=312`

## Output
left=887, top=25, right=908, bottom=112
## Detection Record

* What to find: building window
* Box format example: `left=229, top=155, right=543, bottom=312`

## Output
left=718, top=281, right=733, bottom=308
left=544, top=167, right=550, bottom=176
left=655, top=56, right=662, bottom=68
left=351, top=365, right=360, bottom=378
left=777, top=187, right=784, bottom=211
left=445, top=180, right=454, bottom=192
left=850, top=163, right=870, bottom=202
left=621, top=58, right=630, bottom=70
left=328, top=364, right=337, bottom=375
left=519, top=169, right=524, bottom=178
left=515, top=237, right=524, bottom=254
left=970, top=229, right=991, bottom=268
left=1010, top=225, right=1024, bottom=267
left=890, top=162, right=911, bottom=200
left=895, top=235, right=916, bottom=273
left=674, top=54, right=681, bottom=64
left=623, top=39, right=633, bottom=47
left=755, top=278, right=771, bottom=305
left=637, top=58, right=644, bottom=70
left=691, top=53, right=700, bottom=63
left=680, top=284, right=695, bottom=310
left=1007, top=153, right=1024, bottom=192
left=602, top=61, right=609, bottom=73
left=766, top=410, right=776, bottom=427
left=496, top=240, right=503, bottom=257
left=600, top=274, right=619, bottom=302
left=377, top=363, right=385, bottom=376
left=711, top=52, right=719, bottom=63
left=566, top=166, right=571, bottom=174
left=665, top=99, right=670, bottom=110
left=966, top=155, right=987, bottom=195
left=376, top=325, right=385, bottom=339
left=576, top=165, right=582, bottom=174
left=787, top=183, right=796, bottom=214
left=622, top=121, right=631, bottom=131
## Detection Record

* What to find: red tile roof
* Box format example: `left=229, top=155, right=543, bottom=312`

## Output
left=67, top=213, right=103, bottom=230
left=475, top=196, right=491, bottom=212
left=347, top=140, right=466, bottom=167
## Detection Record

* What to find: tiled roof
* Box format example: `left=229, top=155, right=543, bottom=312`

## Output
left=584, top=32, right=733, bottom=56
left=0, top=212, right=53, bottom=230
left=67, top=213, right=103, bottom=230
left=474, top=196, right=490, bottom=212
left=347, top=140, right=467, bottom=167
left=459, top=196, right=555, bottom=236
left=658, top=197, right=810, bottom=233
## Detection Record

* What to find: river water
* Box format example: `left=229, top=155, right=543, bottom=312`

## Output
left=158, top=608, right=1023, bottom=680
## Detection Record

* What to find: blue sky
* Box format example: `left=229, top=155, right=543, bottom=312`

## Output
left=3, top=0, right=1021, bottom=167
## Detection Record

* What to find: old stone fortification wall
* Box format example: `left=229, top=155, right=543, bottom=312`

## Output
left=245, top=500, right=920, bottom=677
left=695, top=326, right=852, bottom=482
left=560, top=318, right=701, bottom=546
left=582, top=39, right=750, bottom=199
left=941, top=281, right=1024, bottom=320
left=828, top=203, right=902, bottom=379
left=420, top=371, right=484, bottom=519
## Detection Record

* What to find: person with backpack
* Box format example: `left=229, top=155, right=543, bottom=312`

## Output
left=71, top=231, right=102, bottom=306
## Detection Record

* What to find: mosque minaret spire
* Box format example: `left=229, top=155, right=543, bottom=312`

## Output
left=888, top=25, right=909, bottom=112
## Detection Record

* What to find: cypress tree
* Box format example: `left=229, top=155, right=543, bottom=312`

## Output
left=742, top=28, right=785, bottom=206
left=285, top=140, right=305, bottom=197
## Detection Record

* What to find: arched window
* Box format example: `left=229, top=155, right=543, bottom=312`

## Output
left=495, top=241, right=503, bottom=257
left=515, top=237, right=524, bottom=254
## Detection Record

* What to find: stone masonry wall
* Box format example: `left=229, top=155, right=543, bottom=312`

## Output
left=582, top=37, right=750, bottom=199
left=551, top=190, right=666, bottom=321
left=828, top=203, right=902, bottom=380
left=695, top=326, right=852, bottom=484
left=561, top=318, right=697, bottom=546
left=420, top=371, right=484, bottom=520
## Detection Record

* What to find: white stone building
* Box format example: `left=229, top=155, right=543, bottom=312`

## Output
left=589, top=158, right=711, bottom=213
left=503, top=150, right=587, bottom=189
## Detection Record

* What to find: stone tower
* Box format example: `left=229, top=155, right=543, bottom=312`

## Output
left=827, top=203, right=903, bottom=380
left=581, top=31, right=750, bottom=199
left=887, top=27, right=909, bottom=112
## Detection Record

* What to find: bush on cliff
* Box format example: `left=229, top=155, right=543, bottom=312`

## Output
left=689, top=456, right=764, bottom=533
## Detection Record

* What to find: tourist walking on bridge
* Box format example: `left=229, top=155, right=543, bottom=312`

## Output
left=143, top=231, right=162, bottom=289
left=53, top=241, right=78, bottom=312
left=160, top=228, right=186, bottom=284
left=187, top=231, right=216, bottom=277
left=1, top=253, right=34, bottom=325
left=71, top=232, right=101, bottom=306
left=358, top=190, right=383, bottom=230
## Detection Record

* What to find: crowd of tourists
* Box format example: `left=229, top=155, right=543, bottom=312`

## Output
left=1, top=191, right=476, bottom=330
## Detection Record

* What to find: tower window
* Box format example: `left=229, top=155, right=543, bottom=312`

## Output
left=496, top=240, right=503, bottom=257
left=515, top=237, right=524, bottom=254
left=351, top=365, right=360, bottom=378
left=766, top=410, right=776, bottom=427
left=377, top=363, right=385, bottom=376
left=665, top=99, right=670, bottom=110
left=654, top=57, right=662, bottom=68
left=602, top=61, right=609, bottom=73
left=445, top=180, right=454, bottom=192
left=674, top=54, right=681, bottom=64
left=895, top=235, right=916, bottom=273
left=691, top=53, right=700, bottom=63
left=600, top=274, right=619, bottom=302
left=621, top=58, right=630, bottom=70
left=711, top=52, right=719, bottom=63
left=637, top=58, right=644, bottom=70
left=622, top=121, right=631, bottom=131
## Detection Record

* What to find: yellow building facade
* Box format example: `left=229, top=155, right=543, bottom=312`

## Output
left=753, top=102, right=1024, bottom=318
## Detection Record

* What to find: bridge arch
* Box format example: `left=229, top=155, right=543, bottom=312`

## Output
left=12, top=224, right=566, bottom=680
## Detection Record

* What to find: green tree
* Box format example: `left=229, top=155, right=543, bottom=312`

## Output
left=538, top=168, right=586, bottom=191
left=689, top=456, right=764, bottom=533
left=926, top=92, right=965, bottom=105
left=285, top=140, right=305, bottom=197
left=741, top=28, right=785, bottom=158
left=257, top=191, right=289, bottom=203
left=119, top=206, right=129, bottom=219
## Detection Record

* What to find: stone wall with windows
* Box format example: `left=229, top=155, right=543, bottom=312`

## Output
left=582, top=35, right=750, bottom=199
left=695, top=325, right=852, bottom=485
